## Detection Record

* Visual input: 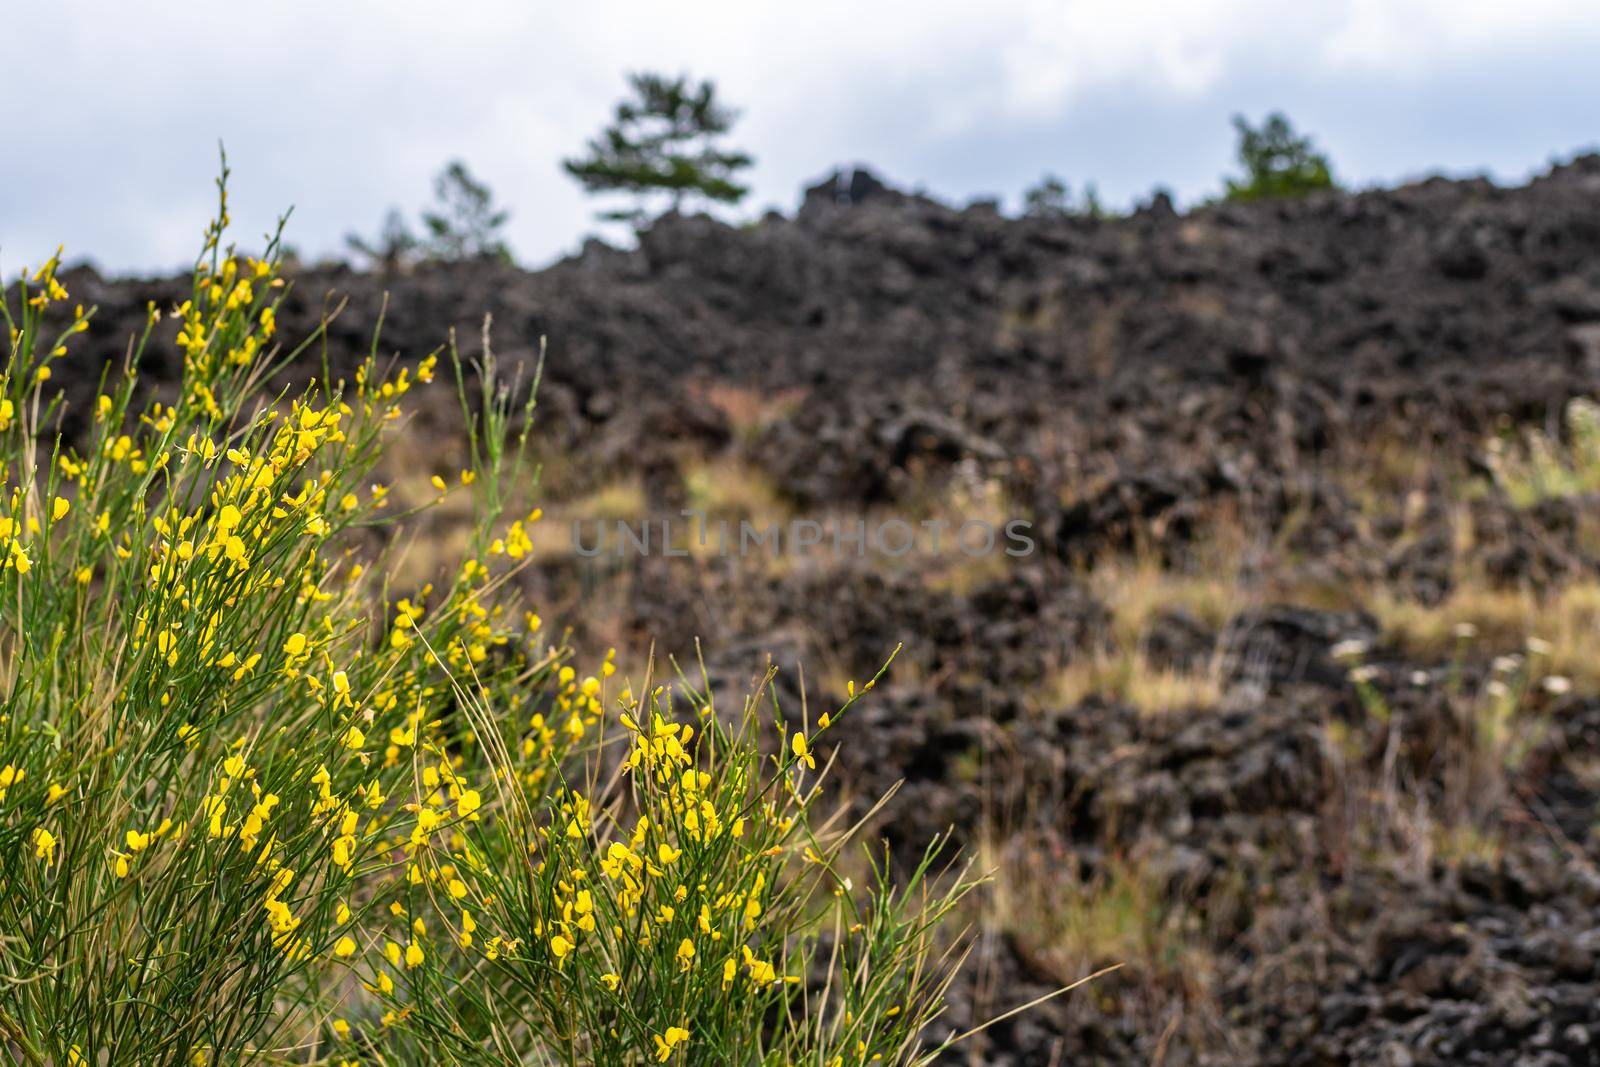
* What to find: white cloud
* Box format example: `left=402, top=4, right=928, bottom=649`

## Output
left=1321, top=0, right=1600, bottom=71
left=995, top=0, right=1280, bottom=119
left=3, top=1, right=1598, bottom=273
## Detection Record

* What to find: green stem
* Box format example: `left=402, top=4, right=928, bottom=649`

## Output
left=0, top=1007, right=46, bottom=1065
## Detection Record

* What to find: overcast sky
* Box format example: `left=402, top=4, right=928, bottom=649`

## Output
left=5, top=0, right=1598, bottom=275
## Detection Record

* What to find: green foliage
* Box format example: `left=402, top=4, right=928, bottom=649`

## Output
left=0, top=168, right=985, bottom=1065
left=1485, top=397, right=1600, bottom=507
left=564, top=72, right=753, bottom=224
left=1022, top=173, right=1106, bottom=220
left=422, top=161, right=512, bottom=261
left=345, top=207, right=420, bottom=272
left=347, top=161, right=511, bottom=269
left=1023, top=174, right=1069, bottom=217
left=1223, top=112, right=1336, bottom=203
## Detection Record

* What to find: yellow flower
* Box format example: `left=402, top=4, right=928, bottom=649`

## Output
left=550, top=934, right=573, bottom=960
left=51, top=496, right=69, bottom=521
left=791, top=731, right=815, bottom=770
left=675, top=938, right=695, bottom=970
left=332, top=670, right=351, bottom=702
left=342, top=725, right=366, bottom=750
left=31, top=827, right=57, bottom=866
left=456, top=789, right=481, bottom=818
left=404, top=942, right=424, bottom=969
left=742, top=945, right=778, bottom=984
left=600, top=972, right=621, bottom=991
left=334, top=936, right=357, bottom=958
left=652, top=1026, right=690, bottom=1061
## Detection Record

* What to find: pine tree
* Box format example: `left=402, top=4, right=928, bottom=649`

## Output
left=1224, top=113, right=1336, bottom=202
left=563, top=73, right=753, bottom=223
left=345, top=208, right=418, bottom=273
left=1022, top=174, right=1108, bottom=220
left=420, top=161, right=511, bottom=260
left=1023, top=174, right=1070, bottom=218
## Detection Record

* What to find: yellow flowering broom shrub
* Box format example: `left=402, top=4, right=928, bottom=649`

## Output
left=0, top=169, right=977, bottom=1064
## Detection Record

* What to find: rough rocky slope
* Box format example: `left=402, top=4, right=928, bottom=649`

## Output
left=61, top=156, right=1600, bottom=502
left=46, top=154, right=1600, bottom=1064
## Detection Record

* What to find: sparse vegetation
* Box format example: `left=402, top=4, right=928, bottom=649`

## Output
left=1372, top=577, right=1600, bottom=687
left=1088, top=547, right=1250, bottom=650
left=1022, top=173, right=1106, bottom=220
left=1046, top=647, right=1225, bottom=715
left=1484, top=396, right=1600, bottom=506
left=1328, top=631, right=1560, bottom=878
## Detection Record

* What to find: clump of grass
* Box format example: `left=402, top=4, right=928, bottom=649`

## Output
left=1084, top=521, right=1253, bottom=648
left=970, top=838, right=1219, bottom=1052
left=1485, top=396, right=1600, bottom=507
left=682, top=456, right=790, bottom=529
left=1046, top=648, right=1225, bottom=715
left=0, top=170, right=985, bottom=1063
left=1000, top=857, right=1180, bottom=972
left=1328, top=636, right=1562, bottom=872
left=1370, top=578, right=1600, bottom=688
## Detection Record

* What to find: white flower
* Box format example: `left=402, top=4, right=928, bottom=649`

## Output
left=1542, top=675, right=1572, bottom=695
left=1410, top=670, right=1431, bottom=687
left=1491, top=655, right=1523, bottom=674
left=1485, top=679, right=1510, bottom=699
left=1330, top=640, right=1369, bottom=661
left=1453, top=623, right=1479, bottom=640
left=1526, top=637, right=1553, bottom=657
left=1350, top=665, right=1380, bottom=684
